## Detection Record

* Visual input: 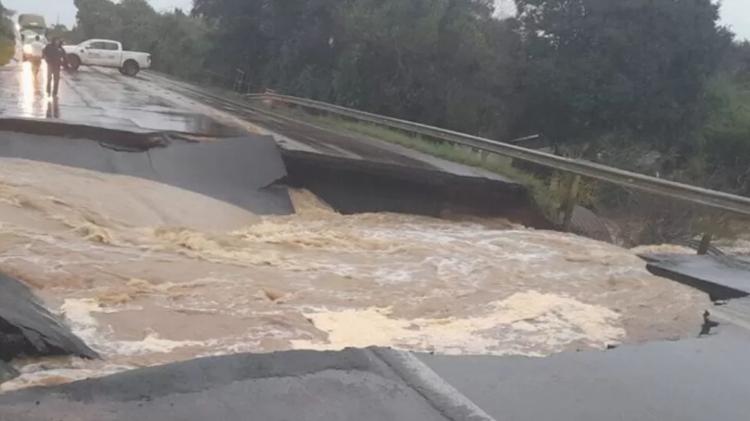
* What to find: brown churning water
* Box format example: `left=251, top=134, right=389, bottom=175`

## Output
left=0, top=158, right=709, bottom=391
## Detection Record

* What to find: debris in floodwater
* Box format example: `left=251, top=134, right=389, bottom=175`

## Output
left=263, top=288, right=287, bottom=302
left=700, top=311, right=720, bottom=336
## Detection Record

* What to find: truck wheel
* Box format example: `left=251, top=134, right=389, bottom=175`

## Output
left=122, top=60, right=140, bottom=77
left=67, top=55, right=81, bottom=71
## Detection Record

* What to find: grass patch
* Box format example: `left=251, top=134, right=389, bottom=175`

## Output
left=0, top=37, right=13, bottom=66
left=255, top=101, right=563, bottom=220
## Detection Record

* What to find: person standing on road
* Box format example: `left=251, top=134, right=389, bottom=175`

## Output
left=30, top=36, right=45, bottom=77
left=42, top=38, right=68, bottom=97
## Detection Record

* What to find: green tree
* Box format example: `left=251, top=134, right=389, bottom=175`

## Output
left=699, top=42, right=750, bottom=194
left=193, top=0, right=340, bottom=95
left=74, top=0, right=124, bottom=41
left=193, top=0, right=523, bottom=138
left=0, top=1, right=13, bottom=38
left=331, top=0, right=521, bottom=136
left=149, top=9, right=213, bottom=80
left=514, top=0, right=732, bottom=146
left=0, top=0, right=14, bottom=65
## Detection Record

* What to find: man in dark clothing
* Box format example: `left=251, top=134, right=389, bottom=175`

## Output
left=42, top=38, right=68, bottom=97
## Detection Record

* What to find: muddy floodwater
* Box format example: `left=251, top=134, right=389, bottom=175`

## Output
left=0, top=158, right=709, bottom=391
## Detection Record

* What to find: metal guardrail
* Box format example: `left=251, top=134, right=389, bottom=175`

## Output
left=246, top=92, right=750, bottom=217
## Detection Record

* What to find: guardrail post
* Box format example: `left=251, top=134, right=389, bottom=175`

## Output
left=561, top=174, right=581, bottom=232
left=697, top=233, right=713, bottom=255
left=233, top=69, right=245, bottom=93
left=480, top=150, right=489, bottom=164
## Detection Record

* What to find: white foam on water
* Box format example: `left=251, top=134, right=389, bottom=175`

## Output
left=61, top=298, right=207, bottom=357
left=292, top=291, right=626, bottom=356
left=0, top=159, right=711, bottom=391
left=1, top=358, right=134, bottom=393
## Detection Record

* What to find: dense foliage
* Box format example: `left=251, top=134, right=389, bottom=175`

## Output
left=0, top=1, right=10, bottom=36
left=0, top=1, right=14, bottom=65
left=64, top=0, right=750, bottom=195
left=699, top=42, right=750, bottom=193
left=190, top=0, right=524, bottom=137
left=514, top=0, right=731, bottom=145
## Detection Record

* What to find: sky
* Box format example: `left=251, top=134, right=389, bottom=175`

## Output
left=2, top=0, right=192, bottom=27
left=3, top=0, right=749, bottom=41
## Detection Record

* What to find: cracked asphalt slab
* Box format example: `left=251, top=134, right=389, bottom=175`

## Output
left=0, top=130, right=295, bottom=215
left=0, top=348, right=494, bottom=421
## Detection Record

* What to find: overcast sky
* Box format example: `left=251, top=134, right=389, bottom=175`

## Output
left=3, top=0, right=749, bottom=40
left=2, top=0, right=192, bottom=27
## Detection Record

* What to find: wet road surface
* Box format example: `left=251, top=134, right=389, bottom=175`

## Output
left=0, top=62, right=243, bottom=136
left=0, top=63, right=512, bottom=181
left=138, top=71, right=513, bottom=180
left=420, top=323, right=750, bottom=421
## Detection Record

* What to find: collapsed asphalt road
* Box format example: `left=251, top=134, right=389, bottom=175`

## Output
left=0, top=62, right=516, bottom=179
left=0, top=129, right=710, bottom=390
left=0, top=62, right=746, bottom=420
left=0, top=129, right=294, bottom=216
left=0, top=63, right=548, bottom=223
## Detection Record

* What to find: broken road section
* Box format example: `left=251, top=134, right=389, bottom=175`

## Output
left=0, top=272, right=97, bottom=365
left=0, top=129, right=294, bottom=216
left=0, top=348, right=494, bottom=421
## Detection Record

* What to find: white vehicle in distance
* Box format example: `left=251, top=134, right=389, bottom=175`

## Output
left=20, top=31, right=45, bottom=63
left=63, top=39, right=151, bottom=76
left=17, top=14, right=47, bottom=64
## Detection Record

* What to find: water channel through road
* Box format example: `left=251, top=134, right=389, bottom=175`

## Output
left=0, top=63, right=710, bottom=390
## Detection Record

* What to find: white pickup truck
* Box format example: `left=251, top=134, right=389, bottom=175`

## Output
left=63, top=39, right=151, bottom=76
